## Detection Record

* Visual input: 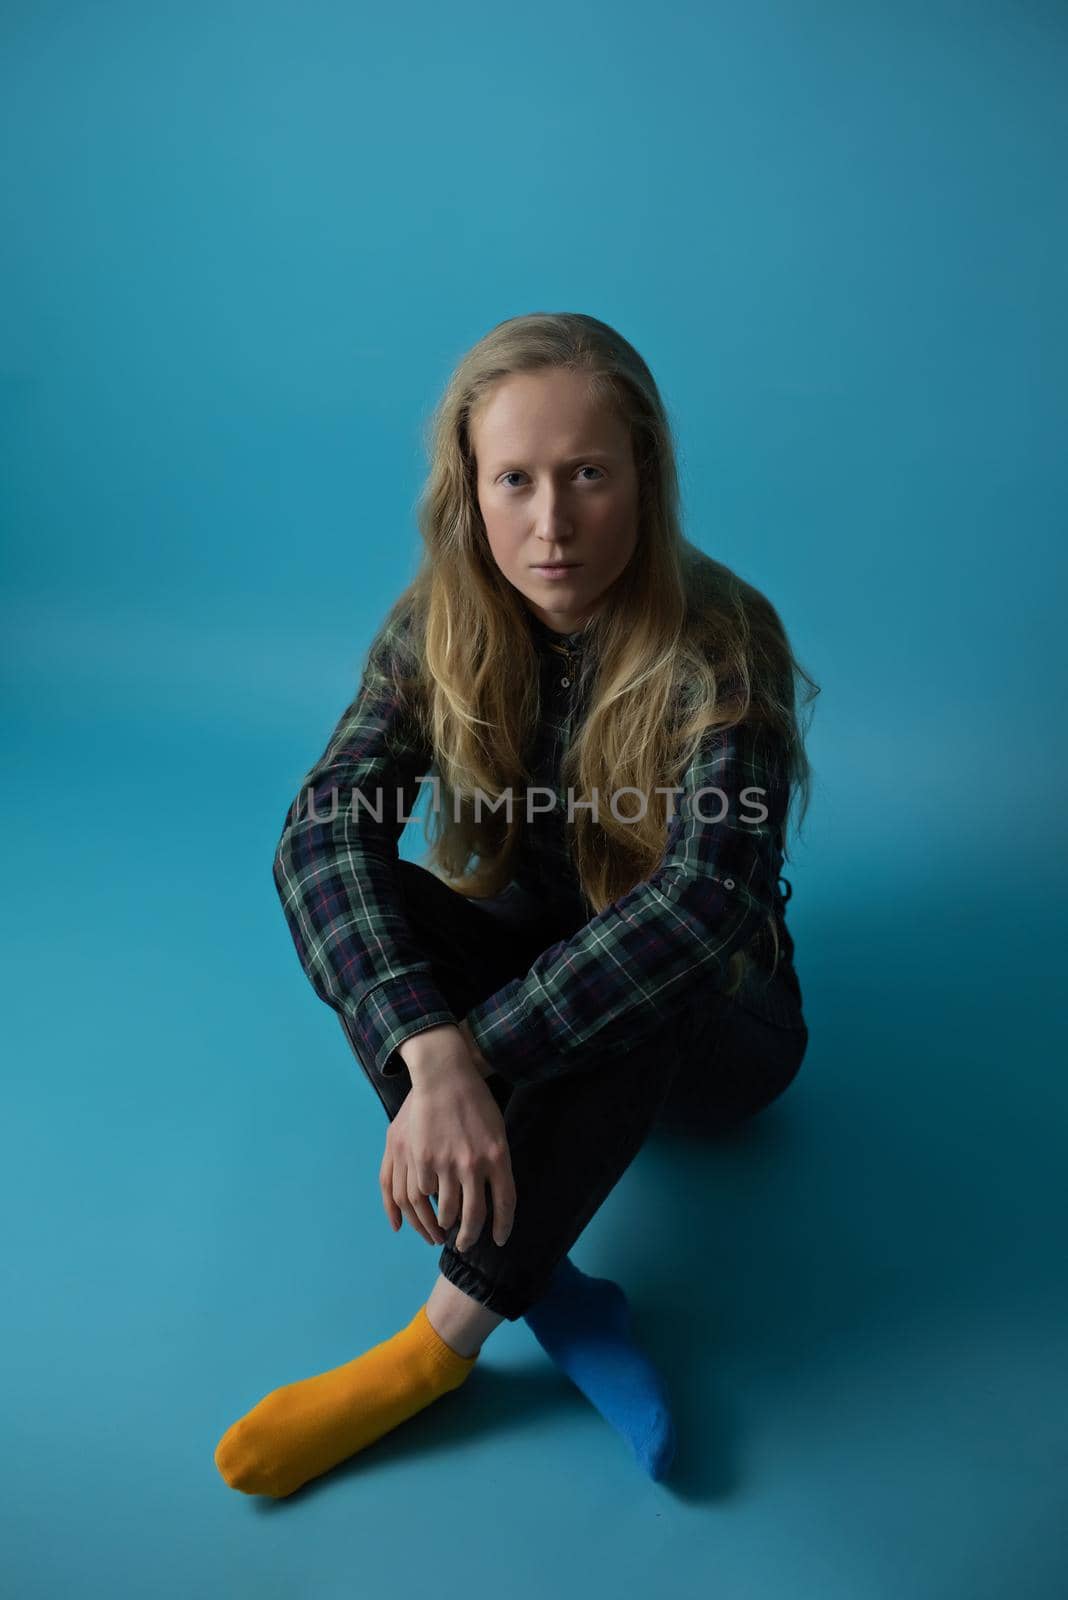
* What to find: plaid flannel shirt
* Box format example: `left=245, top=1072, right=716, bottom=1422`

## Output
left=273, top=596, right=793, bottom=1088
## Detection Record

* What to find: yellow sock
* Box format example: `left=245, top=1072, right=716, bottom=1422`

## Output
left=213, top=1303, right=479, bottom=1499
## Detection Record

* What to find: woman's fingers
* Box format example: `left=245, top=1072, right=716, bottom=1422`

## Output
left=394, top=1173, right=439, bottom=1245
left=489, top=1161, right=516, bottom=1248
left=390, top=1156, right=444, bottom=1246
left=380, top=1150, right=401, bottom=1231
left=409, top=1172, right=446, bottom=1245
left=383, top=1131, right=515, bottom=1254
left=396, top=1193, right=438, bottom=1246
left=454, top=1171, right=487, bottom=1253
left=435, top=1173, right=459, bottom=1234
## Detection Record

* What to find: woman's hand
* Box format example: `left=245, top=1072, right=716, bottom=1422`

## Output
left=456, top=1017, right=493, bottom=1080
left=379, top=1028, right=515, bottom=1251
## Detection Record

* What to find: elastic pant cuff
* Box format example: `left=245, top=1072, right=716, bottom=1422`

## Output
left=437, top=1245, right=544, bottom=1322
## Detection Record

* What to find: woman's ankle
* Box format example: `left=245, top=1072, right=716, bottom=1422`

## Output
left=425, top=1272, right=505, bottom=1358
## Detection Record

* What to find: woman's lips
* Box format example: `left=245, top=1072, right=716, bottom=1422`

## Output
left=532, top=563, right=582, bottom=578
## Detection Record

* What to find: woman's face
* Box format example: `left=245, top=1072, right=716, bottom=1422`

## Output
left=470, top=367, right=640, bottom=634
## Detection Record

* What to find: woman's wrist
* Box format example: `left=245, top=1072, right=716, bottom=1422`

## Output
left=457, top=1019, right=494, bottom=1080
left=398, top=1024, right=469, bottom=1079
left=396, top=1020, right=493, bottom=1083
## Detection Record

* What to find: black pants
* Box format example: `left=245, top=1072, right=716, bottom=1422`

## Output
left=338, top=860, right=808, bottom=1321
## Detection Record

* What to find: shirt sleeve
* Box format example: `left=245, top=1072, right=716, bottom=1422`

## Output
left=272, top=606, right=458, bottom=1080
left=463, top=718, right=790, bottom=1087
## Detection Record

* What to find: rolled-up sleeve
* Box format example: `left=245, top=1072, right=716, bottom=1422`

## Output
left=462, top=720, right=790, bottom=1087
left=272, top=609, right=457, bottom=1078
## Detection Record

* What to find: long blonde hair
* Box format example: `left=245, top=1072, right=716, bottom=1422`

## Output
left=371, top=312, right=819, bottom=982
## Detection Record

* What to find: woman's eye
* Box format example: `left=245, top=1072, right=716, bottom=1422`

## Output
left=500, top=466, right=603, bottom=487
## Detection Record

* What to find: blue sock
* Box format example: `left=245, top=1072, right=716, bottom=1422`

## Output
left=523, top=1255, right=676, bottom=1480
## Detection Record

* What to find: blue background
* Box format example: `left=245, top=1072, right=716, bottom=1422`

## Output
left=3, top=2, right=1066, bottom=1595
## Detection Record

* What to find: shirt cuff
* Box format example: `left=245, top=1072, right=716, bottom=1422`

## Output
left=462, top=976, right=575, bottom=1087
left=347, top=969, right=458, bottom=1078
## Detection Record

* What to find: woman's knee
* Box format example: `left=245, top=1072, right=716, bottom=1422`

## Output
left=726, top=1016, right=808, bottom=1126
left=655, top=1007, right=808, bottom=1136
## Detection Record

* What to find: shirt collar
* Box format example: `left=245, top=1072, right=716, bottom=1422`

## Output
left=523, top=606, right=594, bottom=655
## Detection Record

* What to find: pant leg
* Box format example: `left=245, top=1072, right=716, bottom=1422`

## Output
left=653, top=952, right=809, bottom=1136
left=335, top=860, right=693, bottom=1320
left=454, top=967, right=808, bottom=1316
left=438, top=1001, right=696, bottom=1321
left=336, top=859, right=805, bottom=1320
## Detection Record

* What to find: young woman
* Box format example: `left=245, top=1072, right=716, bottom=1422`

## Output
left=214, top=312, right=818, bottom=1498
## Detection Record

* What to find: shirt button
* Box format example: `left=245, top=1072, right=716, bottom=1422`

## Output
left=560, top=677, right=570, bottom=688
left=724, top=878, right=735, bottom=890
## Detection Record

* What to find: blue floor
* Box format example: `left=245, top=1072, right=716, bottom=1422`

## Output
left=4, top=671, right=1065, bottom=1599
left=5, top=0, right=1066, bottom=1588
